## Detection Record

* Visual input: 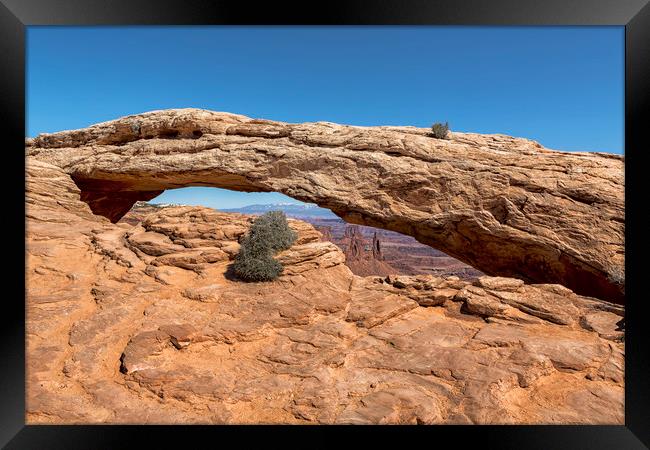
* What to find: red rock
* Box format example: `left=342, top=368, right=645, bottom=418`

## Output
left=25, top=119, right=625, bottom=425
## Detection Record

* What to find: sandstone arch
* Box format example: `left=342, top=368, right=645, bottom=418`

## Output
left=26, top=108, right=625, bottom=303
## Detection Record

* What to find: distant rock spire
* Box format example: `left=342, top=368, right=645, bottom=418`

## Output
left=343, top=225, right=365, bottom=261
left=372, top=231, right=383, bottom=261
left=343, top=225, right=357, bottom=239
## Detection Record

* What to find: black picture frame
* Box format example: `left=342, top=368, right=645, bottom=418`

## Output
left=2, top=1, right=648, bottom=448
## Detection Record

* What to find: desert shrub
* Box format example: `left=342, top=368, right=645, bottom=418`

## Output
left=248, top=210, right=297, bottom=252
left=231, top=243, right=283, bottom=282
left=430, top=122, right=450, bottom=139
left=232, top=211, right=297, bottom=282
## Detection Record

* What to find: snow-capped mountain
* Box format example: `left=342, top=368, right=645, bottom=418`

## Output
left=220, top=203, right=338, bottom=219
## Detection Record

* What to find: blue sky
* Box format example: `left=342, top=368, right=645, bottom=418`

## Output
left=27, top=26, right=624, bottom=208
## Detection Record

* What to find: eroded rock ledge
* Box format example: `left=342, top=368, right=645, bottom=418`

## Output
left=26, top=108, right=624, bottom=303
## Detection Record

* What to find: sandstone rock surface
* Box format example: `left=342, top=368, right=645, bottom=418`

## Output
left=26, top=158, right=624, bottom=424
left=26, top=109, right=625, bottom=302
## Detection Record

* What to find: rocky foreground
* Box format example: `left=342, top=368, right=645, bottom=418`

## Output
left=26, top=158, right=624, bottom=424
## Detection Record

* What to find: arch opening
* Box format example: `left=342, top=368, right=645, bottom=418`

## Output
left=116, top=186, right=485, bottom=280
left=68, top=165, right=624, bottom=305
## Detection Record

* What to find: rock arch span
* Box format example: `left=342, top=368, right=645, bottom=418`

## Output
left=26, top=108, right=625, bottom=303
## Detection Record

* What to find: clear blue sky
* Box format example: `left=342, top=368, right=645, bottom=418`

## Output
left=27, top=26, right=624, bottom=208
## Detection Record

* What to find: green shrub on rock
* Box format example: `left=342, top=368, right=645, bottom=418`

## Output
left=248, top=210, right=298, bottom=252
left=430, top=122, right=450, bottom=139
left=231, top=242, right=283, bottom=282
left=232, top=211, right=297, bottom=282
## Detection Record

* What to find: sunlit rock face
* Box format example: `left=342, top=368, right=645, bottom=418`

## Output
left=27, top=108, right=624, bottom=303
left=25, top=156, right=624, bottom=424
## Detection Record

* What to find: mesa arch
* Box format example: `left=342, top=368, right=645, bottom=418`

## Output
left=26, top=108, right=625, bottom=303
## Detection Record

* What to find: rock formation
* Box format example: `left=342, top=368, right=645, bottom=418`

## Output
left=26, top=155, right=624, bottom=424
left=372, top=231, right=383, bottom=261
left=340, top=225, right=395, bottom=277
left=26, top=108, right=625, bottom=303
left=343, top=225, right=365, bottom=260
